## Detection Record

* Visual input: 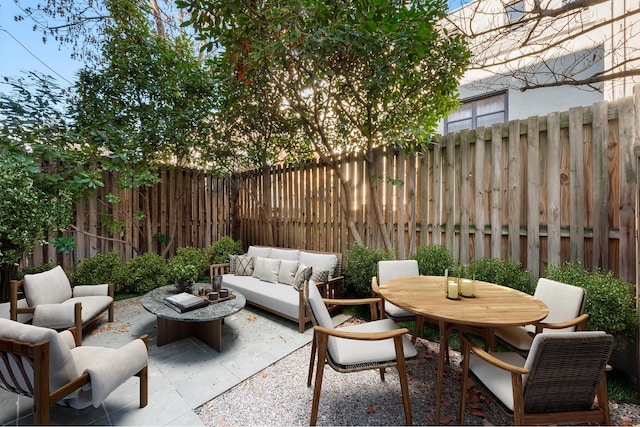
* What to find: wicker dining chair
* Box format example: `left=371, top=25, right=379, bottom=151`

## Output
left=304, top=280, right=417, bottom=425
left=0, top=318, right=148, bottom=425
left=459, top=331, right=613, bottom=426
left=494, top=278, right=588, bottom=352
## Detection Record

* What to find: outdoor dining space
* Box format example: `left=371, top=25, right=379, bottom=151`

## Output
left=0, top=258, right=627, bottom=426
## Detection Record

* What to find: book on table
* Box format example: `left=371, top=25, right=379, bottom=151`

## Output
left=164, top=292, right=209, bottom=313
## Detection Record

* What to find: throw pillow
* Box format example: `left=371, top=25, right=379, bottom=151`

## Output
left=229, top=254, right=238, bottom=275
left=293, top=264, right=312, bottom=291
left=311, top=266, right=330, bottom=283
left=278, top=260, right=299, bottom=285
left=253, top=256, right=281, bottom=283
left=235, top=255, right=254, bottom=276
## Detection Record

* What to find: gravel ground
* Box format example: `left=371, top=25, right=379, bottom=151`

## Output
left=197, top=334, right=640, bottom=426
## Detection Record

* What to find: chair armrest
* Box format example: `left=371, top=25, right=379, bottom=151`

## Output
left=461, top=334, right=529, bottom=375
left=59, top=328, right=79, bottom=349
left=314, top=325, right=410, bottom=341
left=210, top=263, right=230, bottom=278
left=371, top=276, right=381, bottom=295
left=322, top=296, right=382, bottom=307
left=534, top=313, right=590, bottom=333
left=72, top=284, right=110, bottom=297
left=81, top=337, right=149, bottom=407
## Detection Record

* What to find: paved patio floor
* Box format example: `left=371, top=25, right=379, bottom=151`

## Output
left=0, top=297, right=348, bottom=426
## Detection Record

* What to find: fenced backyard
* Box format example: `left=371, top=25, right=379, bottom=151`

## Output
left=26, top=90, right=640, bottom=287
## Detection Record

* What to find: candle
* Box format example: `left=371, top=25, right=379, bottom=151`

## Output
left=460, top=279, right=474, bottom=297
left=447, top=280, right=459, bottom=299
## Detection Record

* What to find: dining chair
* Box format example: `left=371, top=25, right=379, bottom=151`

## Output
left=304, top=280, right=417, bottom=425
left=0, top=318, right=148, bottom=425
left=459, top=331, right=613, bottom=425
left=10, top=265, right=114, bottom=346
left=494, top=278, right=588, bottom=352
left=372, top=260, right=430, bottom=343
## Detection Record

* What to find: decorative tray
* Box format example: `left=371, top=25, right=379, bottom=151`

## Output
left=197, top=293, right=236, bottom=305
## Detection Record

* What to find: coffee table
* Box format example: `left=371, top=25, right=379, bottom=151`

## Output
left=142, top=284, right=246, bottom=351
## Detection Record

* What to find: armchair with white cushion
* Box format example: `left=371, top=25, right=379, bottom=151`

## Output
left=10, top=265, right=114, bottom=346
left=0, top=318, right=148, bottom=425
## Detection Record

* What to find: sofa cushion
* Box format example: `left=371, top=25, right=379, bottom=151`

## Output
left=229, top=255, right=239, bottom=274
left=235, top=255, right=254, bottom=276
left=311, top=267, right=330, bottom=283
left=222, top=275, right=300, bottom=319
left=270, top=248, right=300, bottom=261
left=24, top=265, right=73, bottom=306
left=293, top=264, right=312, bottom=290
left=247, top=246, right=271, bottom=258
left=299, top=251, right=339, bottom=277
left=278, top=260, right=299, bottom=285
left=253, top=256, right=281, bottom=283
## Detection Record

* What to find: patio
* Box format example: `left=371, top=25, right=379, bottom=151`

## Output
left=1, top=297, right=639, bottom=426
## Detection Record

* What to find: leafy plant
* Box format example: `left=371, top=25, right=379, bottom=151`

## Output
left=116, top=252, right=168, bottom=294
left=71, top=251, right=122, bottom=285
left=171, top=246, right=209, bottom=280
left=546, top=261, right=639, bottom=343
left=411, top=245, right=457, bottom=276
left=168, top=262, right=199, bottom=285
left=343, top=243, right=394, bottom=298
left=208, top=237, right=243, bottom=264
left=470, top=257, right=534, bottom=294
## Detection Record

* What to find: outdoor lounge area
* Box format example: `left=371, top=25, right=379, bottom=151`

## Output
left=1, top=292, right=639, bottom=426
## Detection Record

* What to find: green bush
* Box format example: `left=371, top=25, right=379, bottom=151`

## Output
left=411, top=245, right=457, bottom=276
left=117, top=253, right=168, bottom=294
left=208, top=237, right=243, bottom=264
left=471, top=257, right=534, bottom=294
left=71, top=251, right=122, bottom=285
left=343, top=243, right=394, bottom=298
left=18, top=263, right=57, bottom=279
left=546, top=261, right=638, bottom=342
left=170, top=246, right=209, bottom=281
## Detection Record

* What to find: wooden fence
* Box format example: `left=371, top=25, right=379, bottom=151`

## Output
left=25, top=90, right=640, bottom=286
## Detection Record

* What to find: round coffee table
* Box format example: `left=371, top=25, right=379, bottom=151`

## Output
left=142, top=284, right=246, bottom=351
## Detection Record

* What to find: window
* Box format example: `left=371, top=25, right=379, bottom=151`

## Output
left=444, top=92, right=507, bottom=134
left=505, top=1, right=524, bottom=23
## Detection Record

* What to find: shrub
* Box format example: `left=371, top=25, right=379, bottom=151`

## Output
left=117, top=253, right=168, bottom=294
left=471, top=257, right=534, bottom=294
left=18, top=263, right=57, bottom=279
left=71, top=251, right=122, bottom=285
left=343, top=243, right=394, bottom=298
left=546, top=261, right=638, bottom=342
left=170, top=246, right=209, bottom=281
left=411, top=245, right=457, bottom=276
left=208, top=237, right=243, bottom=264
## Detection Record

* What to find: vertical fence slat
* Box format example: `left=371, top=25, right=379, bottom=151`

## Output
left=593, top=101, right=609, bottom=269
left=508, top=120, right=521, bottom=263
left=491, top=123, right=503, bottom=258
left=569, top=106, right=585, bottom=263
left=527, top=116, right=541, bottom=277
left=547, top=112, right=561, bottom=267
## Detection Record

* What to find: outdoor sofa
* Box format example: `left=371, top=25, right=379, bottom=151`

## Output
left=210, top=246, right=342, bottom=332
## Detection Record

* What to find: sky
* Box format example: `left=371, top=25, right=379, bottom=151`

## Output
left=0, top=0, right=470, bottom=88
left=0, top=1, right=85, bottom=86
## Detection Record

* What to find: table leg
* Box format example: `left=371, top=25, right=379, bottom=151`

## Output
left=156, top=317, right=223, bottom=351
left=435, top=320, right=453, bottom=425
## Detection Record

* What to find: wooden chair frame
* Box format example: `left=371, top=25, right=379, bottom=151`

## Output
left=304, top=281, right=414, bottom=425
left=459, top=333, right=611, bottom=426
left=10, top=279, right=115, bottom=346
left=0, top=328, right=148, bottom=425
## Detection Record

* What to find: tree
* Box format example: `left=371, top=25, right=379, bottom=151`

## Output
left=445, top=0, right=640, bottom=93
left=179, top=0, right=470, bottom=251
left=0, top=73, right=85, bottom=301
left=71, top=0, right=219, bottom=256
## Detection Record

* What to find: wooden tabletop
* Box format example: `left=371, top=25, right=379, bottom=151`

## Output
left=378, top=275, right=548, bottom=328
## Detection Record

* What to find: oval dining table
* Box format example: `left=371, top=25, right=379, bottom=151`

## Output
left=377, top=275, right=549, bottom=425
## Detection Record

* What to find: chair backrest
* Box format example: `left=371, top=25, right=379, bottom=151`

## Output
left=377, top=260, right=419, bottom=285
left=522, top=331, right=613, bottom=414
left=23, top=265, right=72, bottom=306
left=0, top=318, right=78, bottom=395
left=304, top=281, right=347, bottom=362
left=534, top=278, right=586, bottom=331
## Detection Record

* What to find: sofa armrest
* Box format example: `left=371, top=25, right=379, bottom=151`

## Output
left=210, top=263, right=231, bottom=279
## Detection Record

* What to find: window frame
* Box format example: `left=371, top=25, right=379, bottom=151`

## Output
left=444, top=91, right=508, bottom=135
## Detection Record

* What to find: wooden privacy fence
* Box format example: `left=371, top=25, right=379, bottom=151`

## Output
left=25, top=90, right=640, bottom=286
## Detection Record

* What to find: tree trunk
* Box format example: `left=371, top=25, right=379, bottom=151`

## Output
left=368, top=156, right=395, bottom=252
left=327, top=159, right=364, bottom=247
